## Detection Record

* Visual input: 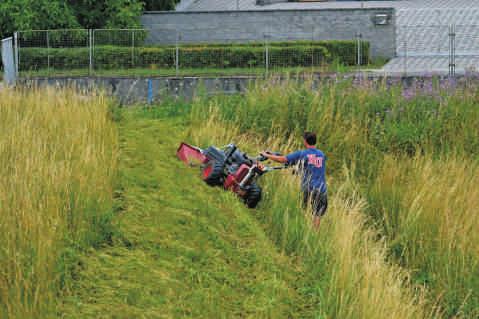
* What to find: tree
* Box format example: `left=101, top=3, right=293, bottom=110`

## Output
left=105, top=0, right=144, bottom=28
left=0, top=0, right=79, bottom=39
left=67, top=0, right=144, bottom=29
left=142, top=0, right=180, bottom=11
left=0, top=0, right=173, bottom=40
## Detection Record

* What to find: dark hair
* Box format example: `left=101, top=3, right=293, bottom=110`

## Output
left=303, top=131, right=317, bottom=145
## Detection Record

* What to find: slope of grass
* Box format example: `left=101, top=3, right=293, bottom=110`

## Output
left=186, top=110, right=429, bottom=319
left=59, top=108, right=317, bottom=318
left=0, top=88, right=117, bottom=318
left=186, top=80, right=479, bottom=318
left=5, top=80, right=476, bottom=318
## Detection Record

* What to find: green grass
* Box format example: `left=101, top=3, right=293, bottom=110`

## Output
left=59, top=108, right=318, bottom=318
left=59, top=104, right=429, bottom=319
left=184, top=108, right=429, bottom=319
left=18, top=61, right=386, bottom=78
left=5, top=79, right=477, bottom=318
left=0, top=88, right=117, bottom=318
left=186, top=79, right=479, bottom=318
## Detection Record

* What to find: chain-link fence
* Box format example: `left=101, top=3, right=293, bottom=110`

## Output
left=382, top=24, right=479, bottom=76
left=14, top=28, right=371, bottom=78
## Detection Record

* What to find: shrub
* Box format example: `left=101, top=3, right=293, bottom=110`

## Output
left=319, top=40, right=370, bottom=65
left=18, top=40, right=365, bottom=71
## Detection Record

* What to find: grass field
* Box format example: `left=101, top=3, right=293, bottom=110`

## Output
left=59, top=110, right=319, bottom=318
left=1, top=79, right=478, bottom=318
left=186, top=80, right=479, bottom=318
left=57, top=106, right=428, bottom=319
left=0, top=88, right=117, bottom=318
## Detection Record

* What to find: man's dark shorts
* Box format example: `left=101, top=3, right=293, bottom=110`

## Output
left=303, top=189, right=328, bottom=217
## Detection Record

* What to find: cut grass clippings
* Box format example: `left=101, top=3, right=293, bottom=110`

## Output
left=59, top=108, right=317, bottom=318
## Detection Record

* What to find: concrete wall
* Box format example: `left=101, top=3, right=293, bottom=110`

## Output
left=140, top=8, right=396, bottom=58
left=18, top=77, right=255, bottom=105
left=18, top=74, right=472, bottom=105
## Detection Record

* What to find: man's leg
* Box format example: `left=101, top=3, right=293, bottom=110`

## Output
left=313, top=215, right=321, bottom=230
left=302, top=191, right=309, bottom=209
left=312, top=190, right=327, bottom=231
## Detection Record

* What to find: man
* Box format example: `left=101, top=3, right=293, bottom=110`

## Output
left=261, top=132, right=327, bottom=229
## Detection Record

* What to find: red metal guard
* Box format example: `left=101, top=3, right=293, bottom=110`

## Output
left=177, top=142, right=207, bottom=165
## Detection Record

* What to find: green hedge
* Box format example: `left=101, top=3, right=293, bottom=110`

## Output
left=319, top=40, right=369, bottom=65
left=172, top=40, right=370, bottom=64
left=19, top=40, right=368, bottom=71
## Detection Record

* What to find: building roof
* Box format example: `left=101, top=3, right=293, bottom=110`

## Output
left=175, top=0, right=479, bottom=12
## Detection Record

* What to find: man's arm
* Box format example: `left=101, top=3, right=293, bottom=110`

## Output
left=261, top=150, right=303, bottom=164
left=261, top=152, right=288, bottom=163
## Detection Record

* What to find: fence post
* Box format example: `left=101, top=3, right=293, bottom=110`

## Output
left=404, top=38, right=408, bottom=76
left=264, top=34, right=269, bottom=77
left=356, top=32, right=362, bottom=66
left=311, top=26, right=314, bottom=74
left=47, top=30, right=50, bottom=76
left=131, top=30, right=135, bottom=67
left=449, top=24, right=456, bottom=77
left=89, top=29, right=93, bottom=76
left=14, top=32, right=19, bottom=76
left=175, top=31, right=180, bottom=77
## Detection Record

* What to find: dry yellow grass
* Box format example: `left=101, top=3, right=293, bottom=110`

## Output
left=0, top=87, right=117, bottom=318
left=370, top=156, right=479, bottom=317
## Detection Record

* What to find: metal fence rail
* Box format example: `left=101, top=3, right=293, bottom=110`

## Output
left=13, top=28, right=369, bottom=78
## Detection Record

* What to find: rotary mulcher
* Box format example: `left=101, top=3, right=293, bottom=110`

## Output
left=177, top=142, right=287, bottom=208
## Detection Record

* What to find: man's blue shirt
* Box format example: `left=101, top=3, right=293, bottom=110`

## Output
left=285, top=148, right=327, bottom=193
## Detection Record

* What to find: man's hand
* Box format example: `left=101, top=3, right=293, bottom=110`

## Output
left=260, top=151, right=271, bottom=159
left=260, top=150, right=288, bottom=164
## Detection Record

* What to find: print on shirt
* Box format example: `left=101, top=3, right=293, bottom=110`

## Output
left=307, top=154, right=323, bottom=168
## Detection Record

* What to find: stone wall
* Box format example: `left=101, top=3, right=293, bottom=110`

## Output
left=140, top=8, right=396, bottom=58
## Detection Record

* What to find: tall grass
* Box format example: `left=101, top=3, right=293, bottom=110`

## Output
left=0, top=87, right=118, bottom=318
left=261, top=171, right=430, bottom=319
left=187, top=78, right=479, bottom=317
left=368, top=156, right=479, bottom=317
left=191, top=78, right=479, bottom=174
left=187, top=111, right=430, bottom=319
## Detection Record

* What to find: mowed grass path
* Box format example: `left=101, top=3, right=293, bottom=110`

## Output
left=60, top=109, right=315, bottom=318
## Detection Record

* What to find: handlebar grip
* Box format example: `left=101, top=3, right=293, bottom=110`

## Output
left=266, top=151, right=282, bottom=156
left=258, top=154, right=268, bottom=162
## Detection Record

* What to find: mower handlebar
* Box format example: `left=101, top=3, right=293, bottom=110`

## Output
left=257, top=151, right=282, bottom=162
left=261, top=165, right=288, bottom=172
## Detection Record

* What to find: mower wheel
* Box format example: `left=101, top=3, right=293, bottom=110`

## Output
left=244, top=183, right=262, bottom=208
left=202, top=160, right=225, bottom=186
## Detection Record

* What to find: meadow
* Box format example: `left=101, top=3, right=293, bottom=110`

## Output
left=0, top=88, right=118, bottom=318
left=186, top=78, right=479, bottom=318
left=1, top=78, right=478, bottom=318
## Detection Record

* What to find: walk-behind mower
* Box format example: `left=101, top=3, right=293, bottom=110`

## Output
left=177, top=142, right=287, bottom=208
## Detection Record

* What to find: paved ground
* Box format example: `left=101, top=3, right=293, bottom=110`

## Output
left=379, top=56, right=479, bottom=75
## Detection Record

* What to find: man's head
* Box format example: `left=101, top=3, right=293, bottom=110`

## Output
left=303, top=131, right=317, bottom=147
